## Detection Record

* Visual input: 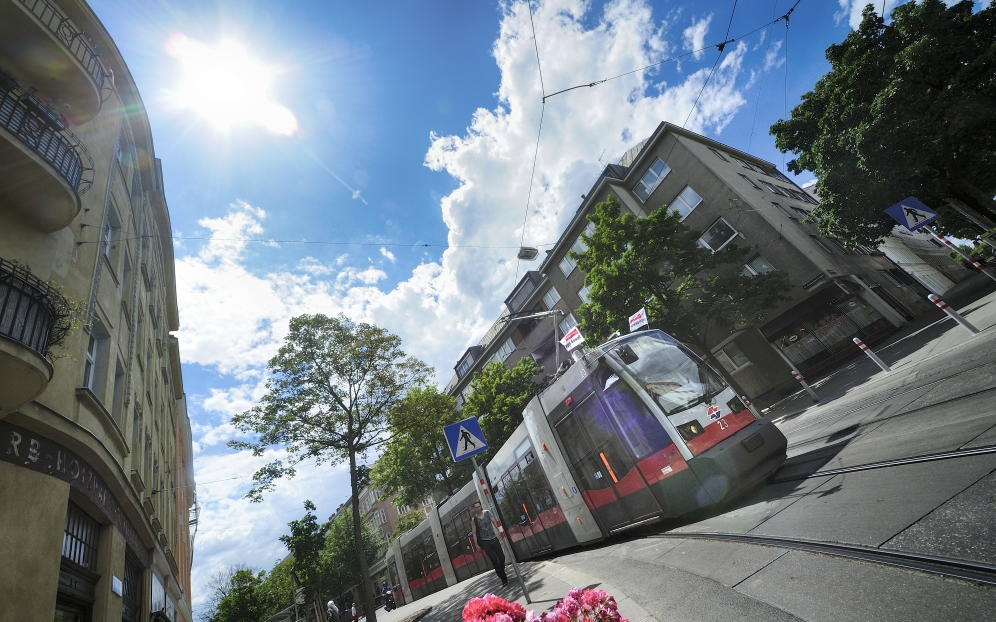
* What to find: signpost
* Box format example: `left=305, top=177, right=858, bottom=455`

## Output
left=885, top=197, right=996, bottom=283
left=443, top=417, right=530, bottom=603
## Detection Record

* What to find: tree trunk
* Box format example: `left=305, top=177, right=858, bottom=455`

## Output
left=349, top=447, right=377, bottom=622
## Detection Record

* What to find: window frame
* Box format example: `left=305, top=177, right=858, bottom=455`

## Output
left=739, top=173, right=761, bottom=189
left=699, top=218, right=740, bottom=252
left=670, top=185, right=703, bottom=220
left=634, top=157, right=672, bottom=202
left=558, top=313, right=577, bottom=336
left=577, top=284, right=591, bottom=303
left=742, top=254, right=776, bottom=276
left=542, top=287, right=561, bottom=309
left=709, top=148, right=728, bottom=162
left=715, top=342, right=751, bottom=373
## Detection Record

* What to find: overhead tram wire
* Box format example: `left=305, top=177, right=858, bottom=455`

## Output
left=515, top=0, right=548, bottom=282
left=541, top=0, right=805, bottom=105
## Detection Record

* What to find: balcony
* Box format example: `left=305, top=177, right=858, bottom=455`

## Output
left=0, top=0, right=108, bottom=124
left=0, top=72, right=92, bottom=232
left=0, top=257, right=73, bottom=416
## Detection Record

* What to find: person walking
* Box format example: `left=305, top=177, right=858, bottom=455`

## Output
left=471, top=500, right=508, bottom=585
left=327, top=599, right=339, bottom=622
left=351, top=602, right=358, bottom=622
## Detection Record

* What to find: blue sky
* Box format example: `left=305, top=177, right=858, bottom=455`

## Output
left=88, top=0, right=908, bottom=610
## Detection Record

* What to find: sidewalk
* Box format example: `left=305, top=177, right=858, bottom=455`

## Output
left=764, top=277, right=996, bottom=424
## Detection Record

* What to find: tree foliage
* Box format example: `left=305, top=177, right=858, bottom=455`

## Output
left=321, top=511, right=386, bottom=595
left=462, top=357, right=542, bottom=454
left=372, top=386, right=471, bottom=508
left=573, top=195, right=792, bottom=385
left=202, top=564, right=290, bottom=622
left=771, top=0, right=996, bottom=245
left=230, top=314, right=431, bottom=622
left=279, top=500, right=329, bottom=606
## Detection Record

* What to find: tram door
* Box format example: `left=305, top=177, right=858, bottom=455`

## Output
left=555, top=385, right=663, bottom=531
left=505, top=459, right=554, bottom=557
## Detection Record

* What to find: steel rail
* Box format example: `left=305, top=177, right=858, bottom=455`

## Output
left=771, top=444, right=996, bottom=484
left=650, top=532, right=996, bottom=586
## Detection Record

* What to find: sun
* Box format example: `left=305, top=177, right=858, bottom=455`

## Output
left=166, top=35, right=298, bottom=136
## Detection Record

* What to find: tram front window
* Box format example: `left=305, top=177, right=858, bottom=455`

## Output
left=610, top=334, right=725, bottom=415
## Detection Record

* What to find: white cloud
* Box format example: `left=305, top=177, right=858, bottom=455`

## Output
left=182, top=0, right=752, bottom=610
left=764, top=40, right=784, bottom=71
left=380, top=247, right=396, bottom=263
left=836, top=0, right=897, bottom=30
left=683, top=14, right=712, bottom=60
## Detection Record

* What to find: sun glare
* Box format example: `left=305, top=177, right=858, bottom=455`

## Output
left=166, top=35, right=298, bottom=135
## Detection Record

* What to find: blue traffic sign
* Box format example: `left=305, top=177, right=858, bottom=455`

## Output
left=443, top=416, right=489, bottom=462
left=884, top=197, right=939, bottom=232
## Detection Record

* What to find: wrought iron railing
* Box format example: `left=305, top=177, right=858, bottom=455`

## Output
left=0, top=258, right=73, bottom=356
left=17, top=0, right=107, bottom=92
left=0, top=72, right=93, bottom=196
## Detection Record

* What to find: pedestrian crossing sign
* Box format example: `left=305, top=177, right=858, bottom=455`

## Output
left=444, top=416, right=490, bottom=462
left=884, top=197, right=940, bottom=232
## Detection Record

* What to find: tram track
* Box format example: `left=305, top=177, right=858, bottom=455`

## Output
left=770, top=444, right=996, bottom=484
left=649, top=532, right=996, bottom=587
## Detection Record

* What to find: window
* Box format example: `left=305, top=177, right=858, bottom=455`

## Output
left=82, top=323, right=109, bottom=392
left=558, top=313, right=577, bottom=336
left=798, top=191, right=819, bottom=205
left=812, top=236, right=836, bottom=254
left=715, top=342, right=750, bottom=373
left=558, top=232, right=591, bottom=277
left=111, top=359, right=126, bottom=423
left=542, top=287, right=561, bottom=309
left=773, top=202, right=795, bottom=219
left=742, top=255, right=776, bottom=276
left=734, top=157, right=764, bottom=173
left=461, top=384, right=474, bottom=403
left=492, top=337, right=515, bottom=363
left=761, top=180, right=788, bottom=196
left=634, top=157, right=671, bottom=202
left=739, top=174, right=761, bottom=189
left=768, top=169, right=792, bottom=183
left=670, top=185, right=703, bottom=219
left=792, top=206, right=810, bottom=219
left=577, top=284, right=591, bottom=303
left=879, top=270, right=903, bottom=287
left=103, top=207, right=122, bottom=268
left=709, top=148, right=728, bottom=162
left=63, top=502, right=100, bottom=570
left=456, top=355, right=474, bottom=378
left=699, top=218, right=738, bottom=252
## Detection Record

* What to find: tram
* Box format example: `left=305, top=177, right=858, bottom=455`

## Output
left=386, top=330, right=787, bottom=603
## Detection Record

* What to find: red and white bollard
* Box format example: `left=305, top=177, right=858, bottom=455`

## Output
left=928, top=294, right=980, bottom=335
left=927, top=227, right=996, bottom=283
left=853, top=337, right=891, bottom=372
left=790, top=370, right=820, bottom=402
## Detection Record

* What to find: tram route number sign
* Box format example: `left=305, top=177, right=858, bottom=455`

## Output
left=444, top=416, right=490, bottom=462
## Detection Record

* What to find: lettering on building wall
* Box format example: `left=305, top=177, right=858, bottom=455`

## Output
left=2, top=422, right=150, bottom=566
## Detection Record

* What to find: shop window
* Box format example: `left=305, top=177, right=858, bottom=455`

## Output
left=151, top=572, right=166, bottom=616
left=699, top=218, right=738, bottom=252
left=742, top=255, right=776, bottom=276
left=634, top=157, right=671, bottom=202
left=63, top=502, right=100, bottom=570
left=715, top=342, right=750, bottom=373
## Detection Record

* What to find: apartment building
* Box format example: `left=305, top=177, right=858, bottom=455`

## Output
left=0, top=1, right=195, bottom=621
left=446, top=122, right=934, bottom=407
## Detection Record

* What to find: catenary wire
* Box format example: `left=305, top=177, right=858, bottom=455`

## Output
left=76, top=233, right=560, bottom=250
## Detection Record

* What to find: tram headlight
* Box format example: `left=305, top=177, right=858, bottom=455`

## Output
left=677, top=420, right=705, bottom=441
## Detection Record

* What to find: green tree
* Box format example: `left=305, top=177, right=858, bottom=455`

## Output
left=771, top=0, right=996, bottom=246
left=372, top=386, right=472, bottom=508
left=391, top=508, right=428, bottom=541
left=205, top=566, right=270, bottom=622
left=462, top=357, right=542, bottom=453
left=573, top=195, right=792, bottom=391
left=279, top=501, right=330, bottom=615
left=320, top=511, right=385, bottom=601
left=230, top=314, right=431, bottom=622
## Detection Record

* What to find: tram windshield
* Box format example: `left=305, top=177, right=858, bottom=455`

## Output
left=606, top=332, right=726, bottom=415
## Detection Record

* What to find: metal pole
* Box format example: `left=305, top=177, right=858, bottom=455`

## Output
left=928, top=294, right=980, bottom=335
left=790, top=369, right=820, bottom=402
left=853, top=337, right=891, bottom=372
left=926, top=226, right=996, bottom=283
left=472, top=456, right=531, bottom=604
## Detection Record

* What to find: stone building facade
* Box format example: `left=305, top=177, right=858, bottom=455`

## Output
left=0, top=1, right=195, bottom=620
left=445, top=123, right=939, bottom=407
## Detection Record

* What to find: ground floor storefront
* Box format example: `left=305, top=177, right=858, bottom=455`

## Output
left=0, top=419, right=185, bottom=622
